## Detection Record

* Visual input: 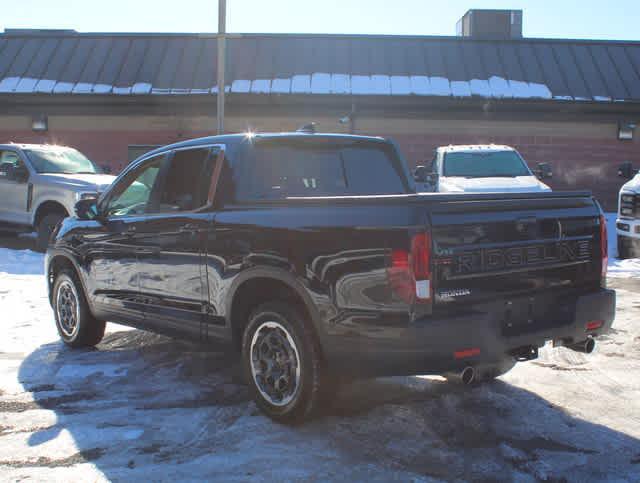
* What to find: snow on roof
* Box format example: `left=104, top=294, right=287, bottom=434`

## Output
left=1, top=32, right=639, bottom=103
left=1, top=142, right=74, bottom=151
left=438, top=144, right=515, bottom=153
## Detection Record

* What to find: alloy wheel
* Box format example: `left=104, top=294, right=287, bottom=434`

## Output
left=250, top=321, right=301, bottom=406
left=56, top=280, right=80, bottom=338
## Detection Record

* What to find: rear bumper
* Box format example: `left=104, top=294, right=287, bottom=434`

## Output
left=617, top=232, right=640, bottom=258
left=324, top=288, right=616, bottom=376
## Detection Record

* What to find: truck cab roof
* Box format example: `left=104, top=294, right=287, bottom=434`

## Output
left=136, top=131, right=393, bottom=167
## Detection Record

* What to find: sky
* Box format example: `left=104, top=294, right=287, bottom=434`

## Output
left=3, top=0, right=640, bottom=41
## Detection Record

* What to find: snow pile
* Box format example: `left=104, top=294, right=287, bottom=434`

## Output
left=608, top=258, right=640, bottom=278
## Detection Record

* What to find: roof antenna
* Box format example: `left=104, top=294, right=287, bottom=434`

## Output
left=296, top=122, right=317, bottom=134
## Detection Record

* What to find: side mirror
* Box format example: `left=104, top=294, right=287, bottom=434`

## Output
left=535, top=162, right=553, bottom=179
left=75, top=198, right=100, bottom=220
left=414, top=165, right=432, bottom=183
left=618, top=161, right=636, bottom=179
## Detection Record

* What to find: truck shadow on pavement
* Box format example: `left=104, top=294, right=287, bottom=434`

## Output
left=13, top=328, right=640, bottom=481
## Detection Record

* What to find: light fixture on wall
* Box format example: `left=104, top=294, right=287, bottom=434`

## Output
left=32, top=115, right=48, bottom=132
left=618, top=122, right=636, bottom=141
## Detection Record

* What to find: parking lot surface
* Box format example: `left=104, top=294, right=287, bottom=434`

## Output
left=0, top=231, right=639, bottom=482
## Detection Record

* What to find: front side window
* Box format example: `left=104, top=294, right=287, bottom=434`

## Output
left=106, top=157, right=162, bottom=217
left=0, top=150, right=22, bottom=174
left=24, top=147, right=101, bottom=175
left=240, top=140, right=407, bottom=200
left=443, top=151, right=531, bottom=178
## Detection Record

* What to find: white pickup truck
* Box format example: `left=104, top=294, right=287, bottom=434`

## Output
left=0, top=144, right=115, bottom=251
left=414, top=145, right=552, bottom=194
left=616, top=162, right=640, bottom=259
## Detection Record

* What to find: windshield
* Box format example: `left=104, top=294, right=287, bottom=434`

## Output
left=25, top=148, right=101, bottom=175
left=443, top=151, right=531, bottom=178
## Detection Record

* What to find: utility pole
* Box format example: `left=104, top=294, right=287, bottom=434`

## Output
left=216, top=0, right=226, bottom=135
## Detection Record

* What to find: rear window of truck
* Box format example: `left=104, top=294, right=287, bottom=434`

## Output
left=238, top=140, right=409, bottom=200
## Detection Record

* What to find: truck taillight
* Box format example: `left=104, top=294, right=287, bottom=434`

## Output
left=388, top=233, right=432, bottom=304
left=412, top=233, right=432, bottom=301
left=600, top=214, right=608, bottom=280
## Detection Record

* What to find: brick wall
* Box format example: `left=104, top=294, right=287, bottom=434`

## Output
left=1, top=114, right=638, bottom=211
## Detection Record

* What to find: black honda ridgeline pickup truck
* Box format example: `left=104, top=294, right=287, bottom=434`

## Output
left=46, top=132, right=615, bottom=422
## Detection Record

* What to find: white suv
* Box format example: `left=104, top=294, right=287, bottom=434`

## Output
left=0, top=144, right=115, bottom=251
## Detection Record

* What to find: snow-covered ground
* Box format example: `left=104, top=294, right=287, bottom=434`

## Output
left=0, top=216, right=639, bottom=481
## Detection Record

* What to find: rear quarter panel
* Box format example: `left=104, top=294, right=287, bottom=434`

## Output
left=206, top=201, right=424, bottom=344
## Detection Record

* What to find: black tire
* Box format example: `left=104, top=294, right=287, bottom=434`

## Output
left=617, top=237, right=630, bottom=260
left=36, top=212, right=65, bottom=252
left=241, top=302, right=326, bottom=423
left=52, top=269, right=106, bottom=348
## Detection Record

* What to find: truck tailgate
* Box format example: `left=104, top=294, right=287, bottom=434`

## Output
left=425, top=192, right=603, bottom=306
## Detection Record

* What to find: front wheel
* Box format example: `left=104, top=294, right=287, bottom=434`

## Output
left=52, top=269, right=106, bottom=348
left=242, top=302, right=326, bottom=423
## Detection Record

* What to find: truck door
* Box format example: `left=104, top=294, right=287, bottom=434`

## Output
left=133, top=145, right=225, bottom=341
left=87, top=153, right=165, bottom=325
left=0, top=150, right=31, bottom=226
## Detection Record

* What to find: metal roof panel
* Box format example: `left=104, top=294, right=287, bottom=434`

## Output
left=606, top=45, right=640, bottom=100
left=0, top=32, right=639, bottom=103
left=590, top=44, right=629, bottom=100
left=153, top=38, right=188, bottom=91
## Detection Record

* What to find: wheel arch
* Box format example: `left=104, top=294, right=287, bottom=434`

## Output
left=47, top=252, right=89, bottom=306
left=34, top=200, right=69, bottom=227
left=227, top=268, right=326, bottom=354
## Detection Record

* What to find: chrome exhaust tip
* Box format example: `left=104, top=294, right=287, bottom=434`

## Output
left=569, top=337, right=596, bottom=354
left=583, top=337, right=596, bottom=354
left=461, top=366, right=475, bottom=385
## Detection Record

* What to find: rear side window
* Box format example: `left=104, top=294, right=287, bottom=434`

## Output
left=239, top=141, right=407, bottom=200
left=158, top=148, right=216, bottom=212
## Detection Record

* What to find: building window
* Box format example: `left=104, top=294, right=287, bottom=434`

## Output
left=128, top=145, right=161, bottom=164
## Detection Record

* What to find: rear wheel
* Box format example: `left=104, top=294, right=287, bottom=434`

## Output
left=36, top=212, right=65, bottom=252
left=52, top=269, right=105, bottom=348
left=242, top=302, right=326, bottom=423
